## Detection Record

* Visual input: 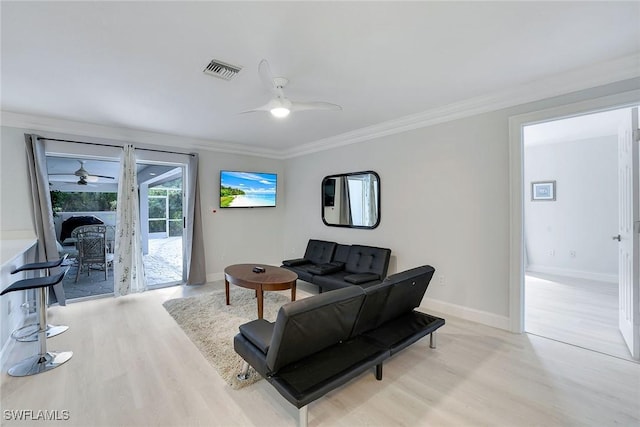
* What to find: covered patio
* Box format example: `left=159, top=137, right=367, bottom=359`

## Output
left=62, top=236, right=183, bottom=299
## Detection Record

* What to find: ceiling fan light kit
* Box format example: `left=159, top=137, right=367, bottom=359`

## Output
left=271, top=107, right=290, bottom=118
left=269, top=96, right=292, bottom=118
left=242, top=59, right=342, bottom=119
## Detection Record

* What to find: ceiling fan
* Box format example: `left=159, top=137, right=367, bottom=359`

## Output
left=49, top=160, right=116, bottom=186
left=242, top=59, right=342, bottom=118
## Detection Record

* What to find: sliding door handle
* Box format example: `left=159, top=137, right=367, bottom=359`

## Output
left=612, top=234, right=621, bottom=241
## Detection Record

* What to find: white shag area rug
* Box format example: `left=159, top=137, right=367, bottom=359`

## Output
left=162, top=288, right=290, bottom=389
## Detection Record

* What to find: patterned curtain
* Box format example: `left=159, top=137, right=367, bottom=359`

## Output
left=114, top=145, right=146, bottom=296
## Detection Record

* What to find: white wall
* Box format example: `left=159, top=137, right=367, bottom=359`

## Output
left=1, top=127, right=35, bottom=234
left=524, top=136, right=618, bottom=282
left=197, top=150, right=285, bottom=281
left=283, top=111, right=511, bottom=323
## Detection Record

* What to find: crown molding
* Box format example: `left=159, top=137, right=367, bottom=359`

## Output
left=282, top=53, right=640, bottom=158
left=0, top=111, right=283, bottom=159
left=2, top=54, right=638, bottom=160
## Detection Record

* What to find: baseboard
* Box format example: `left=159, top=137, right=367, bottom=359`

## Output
left=421, top=298, right=510, bottom=331
left=206, top=272, right=224, bottom=283
left=204, top=270, right=513, bottom=331
left=526, top=264, right=617, bottom=284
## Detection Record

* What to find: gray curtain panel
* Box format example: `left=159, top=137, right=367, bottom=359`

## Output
left=24, top=134, right=66, bottom=305
left=339, top=176, right=352, bottom=226
left=185, top=153, right=207, bottom=285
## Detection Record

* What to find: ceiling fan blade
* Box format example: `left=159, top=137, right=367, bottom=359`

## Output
left=49, top=173, right=77, bottom=177
left=258, top=59, right=277, bottom=94
left=290, top=101, right=342, bottom=112
left=239, top=101, right=274, bottom=114
left=90, top=174, right=115, bottom=180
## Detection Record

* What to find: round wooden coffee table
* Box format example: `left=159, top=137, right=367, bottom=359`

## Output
left=224, top=264, right=298, bottom=319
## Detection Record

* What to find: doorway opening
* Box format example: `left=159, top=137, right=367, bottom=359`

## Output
left=139, top=162, right=184, bottom=288
left=522, top=107, right=638, bottom=361
left=46, top=154, right=186, bottom=299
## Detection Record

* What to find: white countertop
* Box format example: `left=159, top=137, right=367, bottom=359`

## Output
left=0, top=231, right=37, bottom=269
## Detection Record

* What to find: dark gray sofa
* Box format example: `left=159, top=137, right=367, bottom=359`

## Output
left=233, top=265, right=445, bottom=426
left=281, top=239, right=391, bottom=291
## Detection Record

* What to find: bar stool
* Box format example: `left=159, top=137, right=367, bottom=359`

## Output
left=10, top=254, right=70, bottom=342
left=1, top=268, right=73, bottom=376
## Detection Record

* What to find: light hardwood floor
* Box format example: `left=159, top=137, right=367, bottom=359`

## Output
left=1, top=281, right=639, bottom=426
left=525, top=273, right=632, bottom=361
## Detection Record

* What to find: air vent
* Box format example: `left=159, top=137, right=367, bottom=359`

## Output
left=203, top=59, right=242, bottom=81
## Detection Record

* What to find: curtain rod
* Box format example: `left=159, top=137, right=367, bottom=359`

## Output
left=37, top=137, right=196, bottom=157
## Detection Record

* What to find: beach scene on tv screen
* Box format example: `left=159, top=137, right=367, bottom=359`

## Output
left=220, top=171, right=277, bottom=207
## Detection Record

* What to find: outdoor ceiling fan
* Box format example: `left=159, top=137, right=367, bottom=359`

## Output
left=242, top=59, right=342, bottom=118
left=49, top=160, right=115, bottom=186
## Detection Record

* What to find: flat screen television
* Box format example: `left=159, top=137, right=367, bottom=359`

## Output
left=220, top=170, right=277, bottom=208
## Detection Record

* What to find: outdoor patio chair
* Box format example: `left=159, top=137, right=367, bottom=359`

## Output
left=71, top=224, right=116, bottom=254
left=75, top=226, right=114, bottom=282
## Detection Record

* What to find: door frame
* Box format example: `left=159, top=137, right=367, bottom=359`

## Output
left=508, top=89, right=640, bottom=334
left=138, top=162, right=186, bottom=288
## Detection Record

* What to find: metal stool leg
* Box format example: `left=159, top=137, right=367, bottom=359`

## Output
left=10, top=260, right=69, bottom=342
left=12, top=288, right=68, bottom=342
left=11, top=323, right=69, bottom=342
left=7, top=287, right=72, bottom=377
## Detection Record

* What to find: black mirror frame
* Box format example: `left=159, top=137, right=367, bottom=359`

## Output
left=321, top=170, right=381, bottom=229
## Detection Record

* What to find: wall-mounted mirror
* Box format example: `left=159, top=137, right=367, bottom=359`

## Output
left=322, top=171, right=380, bottom=229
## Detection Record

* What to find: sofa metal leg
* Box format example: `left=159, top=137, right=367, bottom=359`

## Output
left=237, top=361, right=250, bottom=380
left=430, top=331, right=437, bottom=349
left=299, top=406, right=308, bottom=427
left=375, top=363, right=383, bottom=380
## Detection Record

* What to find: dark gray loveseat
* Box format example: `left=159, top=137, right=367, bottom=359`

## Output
left=281, top=239, right=391, bottom=291
left=233, top=265, right=445, bottom=426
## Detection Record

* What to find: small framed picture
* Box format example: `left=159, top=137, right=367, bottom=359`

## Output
left=531, top=181, right=556, bottom=201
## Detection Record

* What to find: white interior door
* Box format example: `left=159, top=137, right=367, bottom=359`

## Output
left=617, top=107, right=639, bottom=360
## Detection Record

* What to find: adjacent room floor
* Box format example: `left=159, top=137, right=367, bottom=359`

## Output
left=2, top=281, right=638, bottom=426
left=525, top=272, right=632, bottom=361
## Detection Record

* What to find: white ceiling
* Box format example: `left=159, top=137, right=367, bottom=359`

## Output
left=2, top=1, right=639, bottom=154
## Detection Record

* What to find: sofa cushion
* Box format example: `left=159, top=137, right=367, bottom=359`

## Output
left=282, top=258, right=310, bottom=267
left=314, top=271, right=383, bottom=292
left=344, top=273, right=380, bottom=284
left=239, top=319, right=274, bottom=354
left=266, top=287, right=365, bottom=373
left=377, top=265, right=435, bottom=325
left=269, top=337, right=389, bottom=408
left=362, top=311, right=445, bottom=355
left=349, top=265, right=435, bottom=337
left=303, top=239, right=337, bottom=265
left=344, top=245, right=391, bottom=276
left=332, top=244, right=352, bottom=264
left=306, top=262, right=344, bottom=276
